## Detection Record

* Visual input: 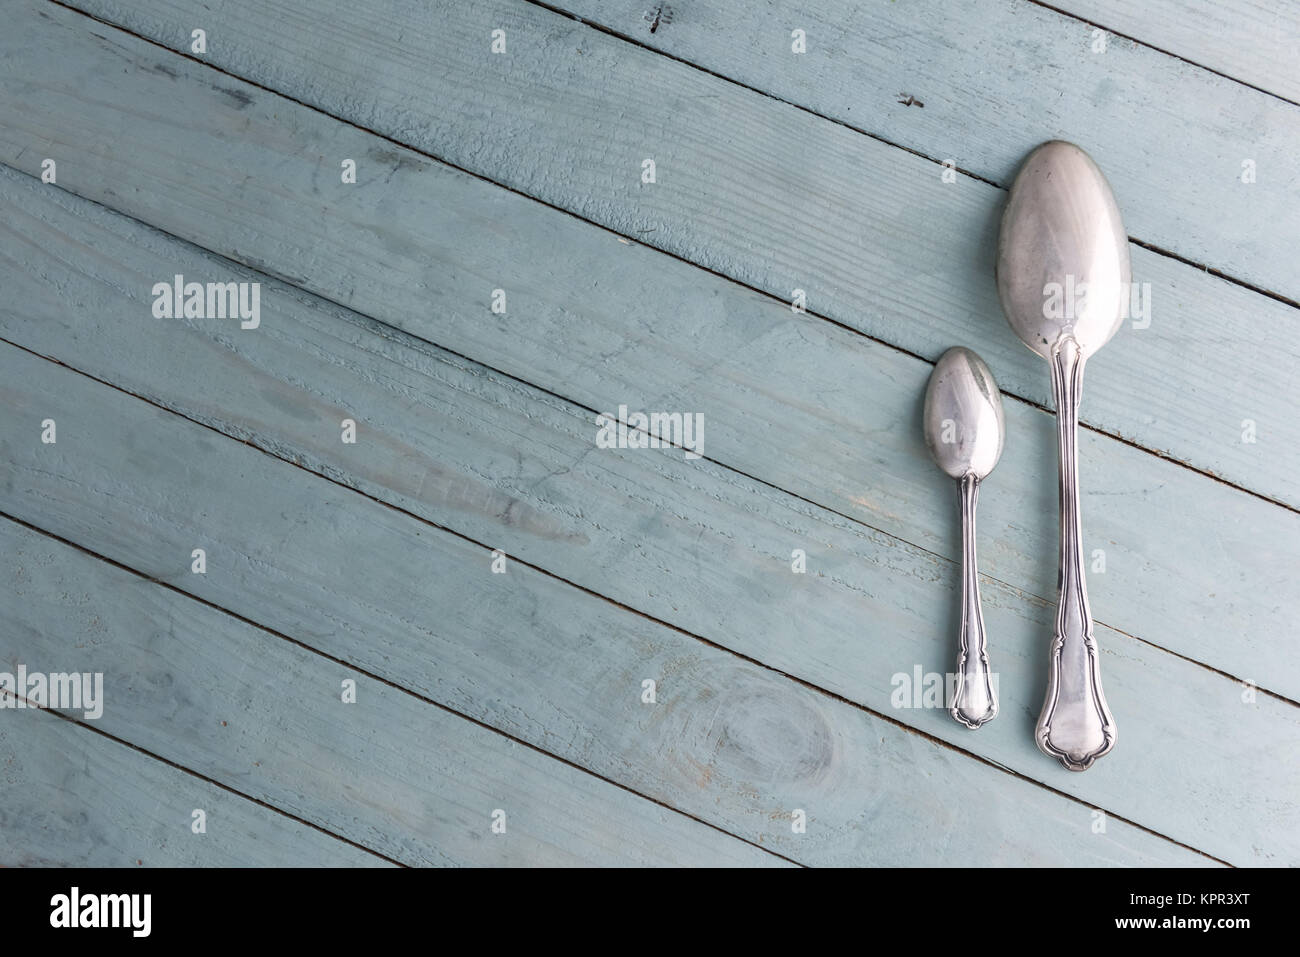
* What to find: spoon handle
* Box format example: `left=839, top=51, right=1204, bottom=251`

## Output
left=951, top=472, right=998, bottom=728
left=1038, top=337, right=1117, bottom=770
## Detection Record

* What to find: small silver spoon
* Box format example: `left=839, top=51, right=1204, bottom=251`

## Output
left=924, top=347, right=1005, bottom=729
left=997, top=140, right=1125, bottom=771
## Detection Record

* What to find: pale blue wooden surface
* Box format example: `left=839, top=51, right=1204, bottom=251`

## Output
left=19, top=0, right=1298, bottom=511
left=0, top=165, right=1291, bottom=863
left=3, top=8, right=1296, bottom=703
left=0, top=170, right=1233, bottom=865
left=1, top=519, right=778, bottom=866
left=1, top=0, right=1296, bottom=865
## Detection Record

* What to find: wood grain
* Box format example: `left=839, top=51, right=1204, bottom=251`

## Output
left=1, top=522, right=779, bottom=866
left=7, top=1, right=1298, bottom=514
left=5, top=0, right=1293, bottom=867
left=0, top=186, right=1291, bottom=863
left=1, top=14, right=1297, bottom=701
left=1051, top=0, right=1300, bottom=103
left=0, top=359, right=1216, bottom=866
left=0, top=707, right=389, bottom=866
left=542, top=0, right=1300, bottom=295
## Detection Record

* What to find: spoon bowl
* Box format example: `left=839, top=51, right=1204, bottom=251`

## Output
left=924, top=347, right=1006, bottom=481
left=997, top=140, right=1131, bottom=359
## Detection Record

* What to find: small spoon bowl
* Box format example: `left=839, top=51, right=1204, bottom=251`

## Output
left=924, top=347, right=1006, bottom=482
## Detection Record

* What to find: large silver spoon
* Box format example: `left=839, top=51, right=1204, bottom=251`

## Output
left=924, top=347, right=1005, bottom=729
left=997, top=141, right=1126, bottom=771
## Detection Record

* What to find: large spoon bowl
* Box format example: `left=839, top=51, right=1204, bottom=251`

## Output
left=997, top=141, right=1130, bottom=360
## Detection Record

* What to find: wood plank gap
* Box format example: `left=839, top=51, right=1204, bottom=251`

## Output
left=32, top=0, right=1300, bottom=512
left=1, top=682, right=403, bottom=866
left=32, top=1, right=1300, bottom=491
left=1023, top=0, right=1300, bottom=109
left=8, top=145, right=1300, bottom=692
left=5, top=152, right=1297, bottom=698
left=43, top=0, right=1300, bottom=346
left=27, top=7, right=1300, bottom=501
left=1100, top=617, right=1293, bottom=710
left=6, top=67, right=1298, bottom=523
left=13, top=0, right=1286, bottom=861
left=522, top=0, right=999, bottom=193
left=0, top=385, right=1232, bottom=866
left=6, top=304, right=1296, bottom=709
left=521, top=0, right=1300, bottom=311
left=0, top=507, right=803, bottom=867
left=2, top=507, right=1222, bottom=865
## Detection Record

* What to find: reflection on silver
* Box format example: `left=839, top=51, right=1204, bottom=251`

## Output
left=924, top=347, right=1005, bottom=730
left=997, top=141, right=1127, bottom=771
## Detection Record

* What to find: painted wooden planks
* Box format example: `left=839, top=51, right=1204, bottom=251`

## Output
left=0, top=181, right=1289, bottom=865
left=7, top=1, right=1289, bottom=868
left=50, top=0, right=1300, bottom=456
left=0, top=522, right=779, bottom=867
left=0, top=11, right=1295, bottom=700
left=0, top=708, right=389, bottom=866
left=1052, top=0, right=1300, bottom=104
left=8, top=1, right=1298, bottom=516
left=543, top=0, right=1299, bottom=295
left=0, top=345, right=1219, bottom=867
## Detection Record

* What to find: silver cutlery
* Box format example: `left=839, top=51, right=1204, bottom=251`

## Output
left=924, top=347, right=1006, bottom=729
left=996, top=140, right=1126, bottom=771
